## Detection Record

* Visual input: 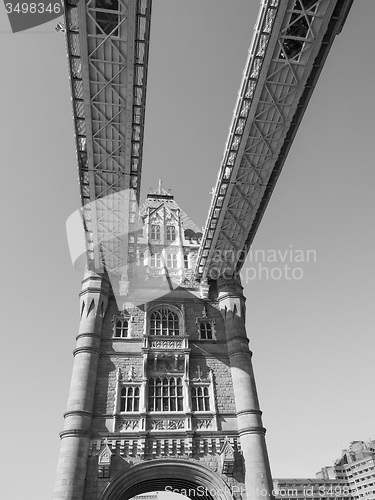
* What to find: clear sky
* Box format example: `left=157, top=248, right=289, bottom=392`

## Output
left=0, top=1, right=374, bottom=499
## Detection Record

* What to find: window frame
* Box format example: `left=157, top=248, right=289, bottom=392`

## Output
left=113, top=316, right=130, bottom=338
left=147, top=376, right=184, bottom=412
left=150, top=225, right=161, bottom=241
left=166, top=225, right=176, bottom=242
left=166, top=253, right=178, bottom=269
left=149, top=308, right=180, bottom=336
left=150, top=252, right=162, bottom=268
left=199, top=321, right=213, bottom=340
left=191, top=384, right=211, bottom=412
left=119, top=384, right=140, bottom=413
left=139, top=251, right=145, bottom=266
left=98, top=465, right=110, bottom=478
left=197, top=318, right=216, bottom=340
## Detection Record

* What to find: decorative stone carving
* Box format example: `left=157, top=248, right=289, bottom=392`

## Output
left=207, top=459, right=218, bottom=472
left=150, top=339, right=183, bottom=349
left=118, top=419, right=139, bottom=432
left=167, top=419, right=185, bottom=430
left=196, top=418, right=213, bottom=430
left=219, top=437, right=235, bottom=475
left=127, top=366, right=135, bottom=381
left=147, top=354, right=185, bottom=373
left=98, top=444, right=112, bottom=465
left=148, top=418, right=185, bottom=431
left=150, top=212, right=162, bottom=224
left=165, top=212, right=175, bottom=224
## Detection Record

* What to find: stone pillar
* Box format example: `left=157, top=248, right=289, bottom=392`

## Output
left=217, top=277, right=273, bottom=500
left=53, top=271, right=109, bottom=500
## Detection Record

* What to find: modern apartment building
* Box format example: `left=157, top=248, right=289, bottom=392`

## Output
left=273, top=441, right=375, bottom=500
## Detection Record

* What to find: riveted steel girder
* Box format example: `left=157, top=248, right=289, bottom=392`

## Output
left=64, top=0, right=151, bottom=274
left=195, top=0, right=353, bottom=282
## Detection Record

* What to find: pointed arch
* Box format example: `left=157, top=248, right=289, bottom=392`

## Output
left=80, top=300, right=85, bottom=319
left=87, top=299, right=95, bottom=317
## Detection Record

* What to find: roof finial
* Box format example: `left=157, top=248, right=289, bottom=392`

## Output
left=158, top=179, right=162, bottom=194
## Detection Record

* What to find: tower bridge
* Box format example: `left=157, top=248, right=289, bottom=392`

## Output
left=54, top=1, right=355, bottom=499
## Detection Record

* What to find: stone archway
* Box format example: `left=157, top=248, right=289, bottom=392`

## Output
left=102, top=459, right=236, bottom=500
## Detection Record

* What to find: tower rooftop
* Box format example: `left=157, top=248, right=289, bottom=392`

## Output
left=146, top=179, right=174, bottom=200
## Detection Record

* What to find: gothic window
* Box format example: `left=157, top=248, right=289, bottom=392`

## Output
left=98, top=465, right=110, bottom=478
left=114, top=318, right=129, bottom=338
left=95, top=0, right=119, bottom=36
left=150, top=252, right=162, bottom=268
left=167, top=253, right=177, bottom=269
left=150, top=225, right=161, bottom=240
left=166, top=225, right=176, bottom=241
left=199, top=321, right=212, bottom=340
left=150, top=308, right=180, bottom=335
left=148, top=377, right=183, bottom=412
left=139, top=252, right=144, bottom=266
left=183, top=254, right=189, bottom=269
left=191, top=385, right=210, bottom=412
left=120, top=386, right=140, bottom=412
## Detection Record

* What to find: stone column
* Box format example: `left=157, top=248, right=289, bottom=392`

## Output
left=53, top=271, right=109, bottom=500
left=217, top=277, right=273, bottom=500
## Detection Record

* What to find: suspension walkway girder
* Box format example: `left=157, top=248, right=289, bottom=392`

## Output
left=64, top=0, right=152, bottom=275
left=194, top=0, right=353, bottom=282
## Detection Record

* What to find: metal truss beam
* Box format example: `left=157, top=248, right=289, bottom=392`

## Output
left=64, top=0, right=152, bottom=275
left=195, top=0, right=353, bottom=281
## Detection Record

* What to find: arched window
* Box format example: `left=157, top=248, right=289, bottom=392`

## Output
left=139, top=252, right=144, bottom=266
left=148, top=377, right=183, bottom=412
left=114, top=318, right=129, bottom=338
left=166, top=225, right=176, bottom=241
left=150, top=225, right=160, bottom=240
left=191, top=386, right=210, bottom=411
left=120, top=386, right=140, bottom=412
left=199, top=322, right=212, bottom=340
left=167, top=253, right=177, bottom=269
left=150, top=252, right=161, bottom=267
left=183, top=254, right=189, bottom=269
left=150, top=308, right=180, bottom=335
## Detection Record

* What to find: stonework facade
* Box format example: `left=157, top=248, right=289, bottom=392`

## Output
left=53, top=188, right=273, bottom=500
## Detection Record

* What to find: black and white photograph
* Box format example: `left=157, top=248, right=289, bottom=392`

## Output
left=0, top=1, right=374, bottom=499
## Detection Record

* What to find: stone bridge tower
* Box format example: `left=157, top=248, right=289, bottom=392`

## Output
left=53, top=186, right=273, bottom=500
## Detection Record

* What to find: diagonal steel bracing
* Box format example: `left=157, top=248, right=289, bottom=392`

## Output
left=195, top=0, right=353, bottom=282
left=64, top=0, right=151, bottom=275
